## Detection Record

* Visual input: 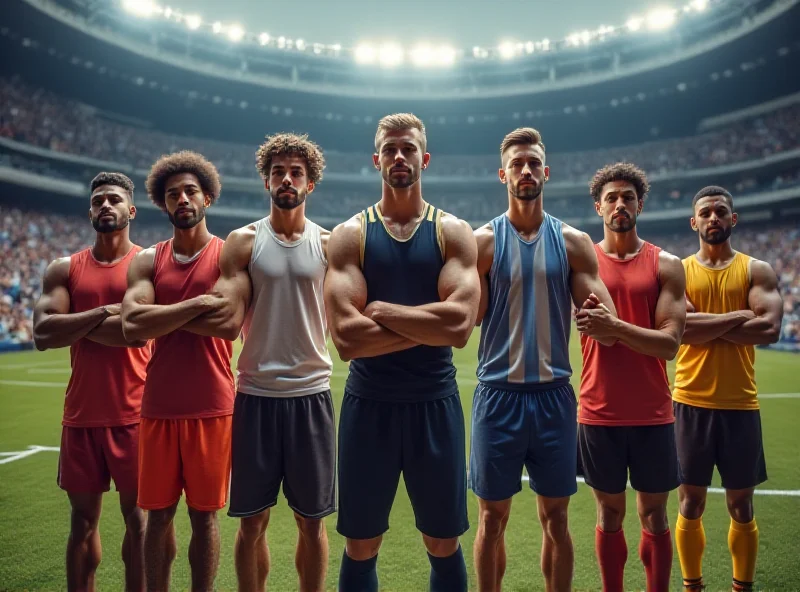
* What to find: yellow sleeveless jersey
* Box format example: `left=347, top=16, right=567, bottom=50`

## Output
left=673, top=252, right=758, bottom=410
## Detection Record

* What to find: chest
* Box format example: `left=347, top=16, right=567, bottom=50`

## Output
left=492, top=235, right=565, bottom=291
left=686, top=265, right=749, bottom=313
left=70, top=265, right=128, bottom=311
left=251, top=242, right=324, bottom=285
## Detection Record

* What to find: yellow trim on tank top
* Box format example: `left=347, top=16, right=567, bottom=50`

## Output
left=374, top=202, right=430, bottom=243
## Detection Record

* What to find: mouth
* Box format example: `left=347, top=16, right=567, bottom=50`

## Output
left=99, top=214, right=115, bottom=220
left=175, top=209, right=193, bottom=216
left=612, top=214, right=629, bottom=221
left=391, top=168, right=410, bottom=174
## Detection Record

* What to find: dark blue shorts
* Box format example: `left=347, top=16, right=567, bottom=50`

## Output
left=336, top=391, right=469, bottom=540
left=469, top=381, right=578, bottom=500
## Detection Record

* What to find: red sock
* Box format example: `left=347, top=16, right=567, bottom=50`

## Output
left=639, top=529, right=673, bottom=592
left=596, top=526, right=627, bottom=592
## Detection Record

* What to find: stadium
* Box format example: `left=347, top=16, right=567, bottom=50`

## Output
left=0, top=0, right=798, bottom=589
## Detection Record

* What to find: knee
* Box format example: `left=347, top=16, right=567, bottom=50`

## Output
left=239, top=513, right=269, bottom=544
left=147, top=506, right=177, bottom=530
left=346, top=537, right=382, bottom=561
left=187, top=508, right=217, bottom=531
left=422, top=535, right=460, bottom=558
left=478, top=506, right=510, bottom=540
left=539, top=505, right=570, bottom=542
left=295, top=515, right=324, bottom=541
left=638, top=505, right=669, bottom=534
left=70, top=509, right=99, bottom=541
left=598, top=503, right=625, bottom=533
left=124, top=507, right=146, bottom=537
left=679, top=495, right=705, bottom=520
left=727, top=497, right=754, bottom=523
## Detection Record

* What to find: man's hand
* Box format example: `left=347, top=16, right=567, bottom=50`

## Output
left=103, top=303, right=122, bottom=317
left=576, top=303, right=619, bottom=340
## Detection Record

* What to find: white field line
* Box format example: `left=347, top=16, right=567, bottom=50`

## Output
left=0, top=380, right=67, bottom=388
left=0, top=445, right=60, bottom=465
left=0, top=360, right=64, bottom=370
left=27, top=368, right=71, bottom=375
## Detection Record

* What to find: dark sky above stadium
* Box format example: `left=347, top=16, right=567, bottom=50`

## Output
left=168, top=0, right=644, bottom=47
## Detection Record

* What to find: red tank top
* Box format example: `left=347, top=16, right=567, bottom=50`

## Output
left=579, top=241, right=673, bottom=426
left=63, top=246, right=151, bottom=427
left=141, top=236, right=234, bottom=419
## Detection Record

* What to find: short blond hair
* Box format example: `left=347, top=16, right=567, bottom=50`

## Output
left=500, top=127, right=546, bottom=163
left=374, top=113, right=427, bottom=153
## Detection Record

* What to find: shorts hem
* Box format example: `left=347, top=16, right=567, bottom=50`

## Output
left=138, top=496, right=182, bottom=510
left=578, top=418, right=675, bottom=427
left=185, top=499, right=228, bottom=512
left=470, top=486, right=521, bottom=502
left=529, top=482, right=578, bottom=498
left=416, top=522, right=470, bottom=539
left=336, top=525, right=390, bottom=540
left=630, top=481, right=680, bottom=494
left=720, top=477, right=768, bottom=491
left=288, top=504, right=336, bottom=520
left=679, top=477, right=713, bottom=488
left=228, top=499, right=278, bottom=518
left=583, top=478, right=626, bottom=496
left=58, top=484, right=111, bottom=494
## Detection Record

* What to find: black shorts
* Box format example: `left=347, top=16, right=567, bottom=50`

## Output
left=228, top=391, right=336, bottom=519
left=674, top=402, right=767, bottom=490
left=578, top=423, right=680, bottom=495
left=336, top=391, right=469, bottom=540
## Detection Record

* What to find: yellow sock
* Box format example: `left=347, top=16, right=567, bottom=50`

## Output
left=676, top=513, right=706, bottom=581
left=729, top=518, right=759, bottom=584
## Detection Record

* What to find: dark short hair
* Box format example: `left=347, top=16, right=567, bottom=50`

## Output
left=500, top=127, right=546, bottom=161
left=255, top=133, right=325, bottom=184
left=90, top=172, right=134, bottom=202
left=692, top=185, right=734, bottom=209
left=589, top=162, right=650, bottom=202
left=145, top=151, right=222, bottom=211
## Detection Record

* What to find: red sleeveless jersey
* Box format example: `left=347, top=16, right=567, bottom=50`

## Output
left=63, top=246, right=151, bottom=427
left=141, top=236, right=234, bottom=419
left=579, top=241, right=673, bottom=426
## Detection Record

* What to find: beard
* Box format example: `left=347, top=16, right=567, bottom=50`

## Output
left=511, top=179, right=543, bottom=201
left=91, top=213, right=129, bottom=233
left=382, top=166, right=420, bottom=189
left=700, top=225, right=732, bottom=245
left=606, top=212, right=636, bottom=233
left=168, top=206, right=205, bottom=229
left=270, top=187, right=307, bottom=210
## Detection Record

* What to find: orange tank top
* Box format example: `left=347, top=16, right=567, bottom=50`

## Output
left=579, top=242, right=673, bottom=426
left=141, top=236, right=234, bottom=419
left=63, top=246, right=151, bottom=427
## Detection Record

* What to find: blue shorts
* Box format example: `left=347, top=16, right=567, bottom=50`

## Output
left=469, top=381, right=578, bottom=500
left=336, top=391, right=469, bottom=540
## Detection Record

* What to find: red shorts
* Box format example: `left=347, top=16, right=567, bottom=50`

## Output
left=138, top=416, right=232, bottom=511
left=57, top=424, right=139, bottom=493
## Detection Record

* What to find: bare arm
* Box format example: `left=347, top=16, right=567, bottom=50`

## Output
left=85, top=314, right=148, bottom=348
left=368, top=216, right=480, bottom=348
left=719, top=259, right=783, bottom=345
left=474, top=224, right=493, bottom=326
left=578, top=251, right=686, bottom=360
left=323, top=216, right=418, bottom=362
left=32, top=258, right=110, bottom=350
left=182, top=228, right=254, bottom=340
left=121, top=248, right=220, bottom=342
left=682, top=296, right=754, bottom=344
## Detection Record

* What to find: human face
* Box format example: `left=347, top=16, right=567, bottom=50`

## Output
left=692, top=195, right=736, bottom=245
left=89, top=185, right=135, bottom=233
left=267, top=154, right=314, bottom=210
left=499, top=144, right=549, bottom=201
left=373, top=128, right=429, bottom=189
left=164, top=173, right=209, bottom=229
left=596, top=180, right=641, bottom=233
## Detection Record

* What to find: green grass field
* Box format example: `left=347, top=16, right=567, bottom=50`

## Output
left=1, top=334, right=799, bottom=591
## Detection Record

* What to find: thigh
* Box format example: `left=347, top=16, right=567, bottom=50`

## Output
left=716, top=409, right=768, bottom=490
left=578, top=424, right=628, bottom=495
left=137, top=418, right=182, bottom=510
left=526, top=384, right=578, bottom=498
left=336, top=393, right=402, bottom=540
left=58, top=427, right=110, bottom=494
left=103, top=423, right=140, bottom=495
left=628, top=423, right=680, bottom=494
left=181, top=415, right=233, bottom=512
left=673, top=402, right=716, bottom=487
left=403, top=394, right=469, bottom=539
left=283, top=391, right=336, bottom=519
left=469, top=384, right=528, bottom=501
left=229, top=393, right=282, bottom=518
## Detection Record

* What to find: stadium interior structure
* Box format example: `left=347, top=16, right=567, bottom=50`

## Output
left=1, top=0, right=799, bottom=349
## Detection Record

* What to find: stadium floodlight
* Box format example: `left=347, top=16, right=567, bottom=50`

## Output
left=689, top=0, right=708, bottom=10
left=296, top=39, right=306, bottom=51
left=378, top=43, right=404, bottom=68
left=437, top=46, right=457, bottom=66
left=227, top=24, right=244, bottom=42
left=355, top=43, right=377, bottom=65
left=277, top=36, right=287, bottom=48
left=525, top=41, right=534, bottom=54
left=498, top=41, right=516, bottom=59
left=212, top=21, right=222, bottom=34
left=185, top=14, right=201, bottom=30
left=580, top=30, right=592, bottom=44
left=259, top=32, right=270, bottom=45
left=646, top=7, right=677, bottom=30
left=626, top=16, right=644, bottom=31
left=411, top=44, right=435, bottom=67
left=332, top=44, right=342, bottom=52
left=566, top=33, right=581, bottom=46
left=122, top=0, right=159, bottom=17
left=540, top=38, right=550, bottom=51
left=163, top=6, right=172, bottom=18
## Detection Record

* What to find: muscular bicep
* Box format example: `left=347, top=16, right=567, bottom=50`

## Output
left=749, top=260, right=783, bottom=323
left=33, top=259, right=71, bottom=324
left=438, top=219, right=480, bottom=308
left=214, top=231, right=253, bottom=306
left=122, top=250, right=156, bottom=309
left=323, top=221, right=368, bottom=321
left=565, top=228, right=616, bottom=315
left=655, top=255, right=687, bottom=337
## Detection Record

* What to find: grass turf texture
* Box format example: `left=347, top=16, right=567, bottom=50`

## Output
left=1, top=332, right=799, bottom=591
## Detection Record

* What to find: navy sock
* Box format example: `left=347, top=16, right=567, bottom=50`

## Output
left=338, top=551, right=378, bottom=592
left=428, top=545, right=468, bottom=592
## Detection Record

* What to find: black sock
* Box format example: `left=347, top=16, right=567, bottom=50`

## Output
left=338, top=551, right=378, bottom=592
left=428, top=545, right=468, bottom=592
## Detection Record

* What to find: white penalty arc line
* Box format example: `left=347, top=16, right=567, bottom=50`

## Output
left=0, top=445, right=61, bottom=465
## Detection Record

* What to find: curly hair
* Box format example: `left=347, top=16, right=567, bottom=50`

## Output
left=692, top=185, right=733, bottom=209
left=589, top=162, right=650, bottom=202
left=255, top=133, right=325, bottom=184
left=90, top=172, right=134, bottom=202
left=145, top=151, right=222, bottom=210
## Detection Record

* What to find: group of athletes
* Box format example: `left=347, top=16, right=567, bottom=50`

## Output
left=31, top=113, right=784, bottom=592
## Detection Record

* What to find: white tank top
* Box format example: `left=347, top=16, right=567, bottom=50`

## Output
left=236, top=217, right=332, bottom=397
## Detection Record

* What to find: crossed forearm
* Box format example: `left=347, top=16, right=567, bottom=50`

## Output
left=34, top=307, right=108, bottom=350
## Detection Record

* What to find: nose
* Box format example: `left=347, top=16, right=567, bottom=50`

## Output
left=177, top=192, right=190, bottom=205
left=282, top=173, right=293, bottom=186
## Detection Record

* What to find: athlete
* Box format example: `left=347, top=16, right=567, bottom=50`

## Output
left=325, top=113, right=480, bottom=592
left=471, top=127, right=617, bottom=592
left=576, top=163, right=686, bottom=592
left=121, top=151, right=235, bottom=592
left=191, top=133, right=335, bottom=592
left=33, top=172, right=150, bottom=592
left=673, top=186, right=783, bottom=592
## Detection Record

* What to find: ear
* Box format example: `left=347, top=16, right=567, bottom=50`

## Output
left=543, top=165, right=550, bottom=182
left=731, top=212, right=738, bottom=227
left=129, top=205, right=137, bottom=220
left=422, top=152, right=431, bottom=169
left=264, top=179, right=270, bottom=192
left=373, top=153, right=380, bottom=169
left=498, top=168, right=507, bottom=185
left=594, top=200, right=603, bottom=217
left=88, top=208, right=92, bottom=222
left=307, top=180, right=315, bottom=195
left=690, top=216, right=698, bottom=232
left=205, top=194, right=212, bottom=208
left=637, top=198, right=643, bottom=215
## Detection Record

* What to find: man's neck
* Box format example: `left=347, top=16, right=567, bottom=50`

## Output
left=92, top=229, right=133, bottom=263
left=697, top=239, right=735, bottom=266
left=269, top=203, right=306, bottom=242
left=600, top=227, right=644, bottom=260
left=378, top=183, right=425, bottom=223
left=506, top=194, right=545, bottom=238
left=172, top=221, right=213, bottom=258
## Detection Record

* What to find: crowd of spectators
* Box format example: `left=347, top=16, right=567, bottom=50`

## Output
left=2, top=205, right=797, bottom=348
left=2, top=76, right=800, bottom=183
